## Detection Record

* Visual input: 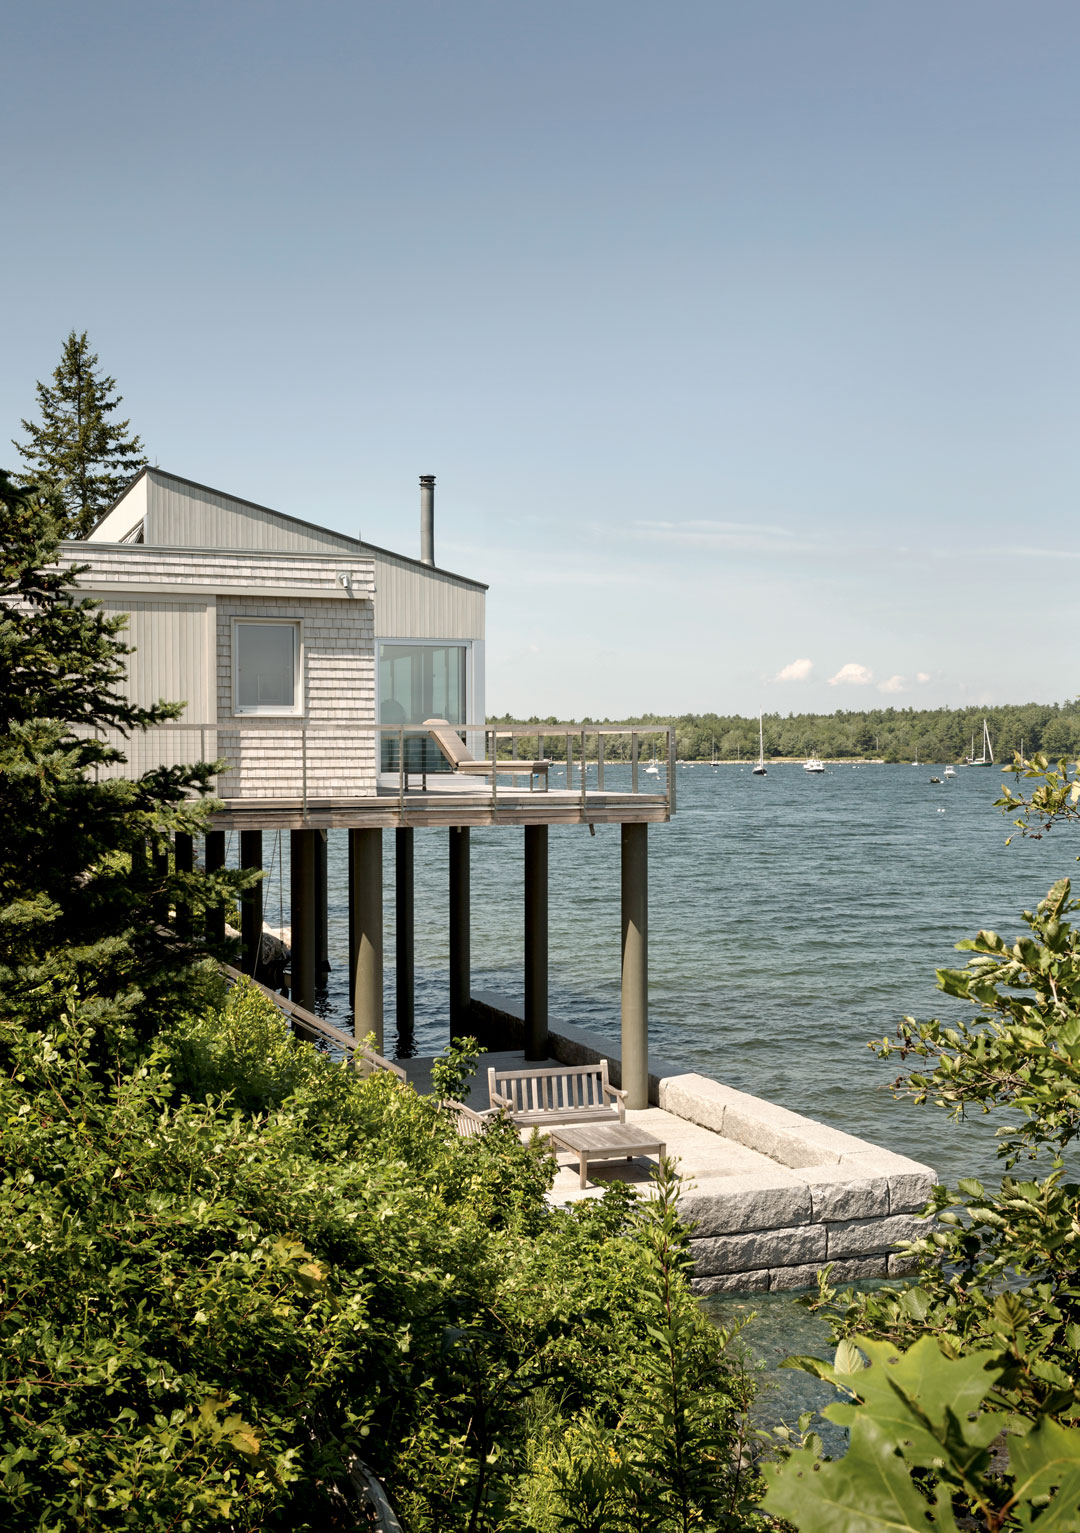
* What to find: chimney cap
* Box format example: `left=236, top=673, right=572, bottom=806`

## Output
left=419, top=473, right=436, bottom=485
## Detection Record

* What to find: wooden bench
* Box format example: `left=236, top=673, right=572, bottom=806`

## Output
left=487, top=1061, right=626, bottom=1128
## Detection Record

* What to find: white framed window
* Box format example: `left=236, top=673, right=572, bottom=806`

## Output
left=233, top=619, right=302, bottom=716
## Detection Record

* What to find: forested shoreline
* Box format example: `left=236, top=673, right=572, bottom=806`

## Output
left=489, top=700, right=1080, bottom=764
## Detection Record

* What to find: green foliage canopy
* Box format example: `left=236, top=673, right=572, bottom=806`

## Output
left=0, top=467, right=241, bottom=1043
left=12, top=332, right=147, bottom=538
left=0, top=979, right=756, bottom=1531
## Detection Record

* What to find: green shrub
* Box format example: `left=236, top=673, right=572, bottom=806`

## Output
left=1, top=981, right=756, bottom=1530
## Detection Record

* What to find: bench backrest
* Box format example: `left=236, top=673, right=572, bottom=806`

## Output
left=488, top=1060, right=613, bottom=1116
left=423, top=718, right=473, bottom=768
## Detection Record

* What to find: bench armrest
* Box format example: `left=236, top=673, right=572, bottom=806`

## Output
left=603, top=1083, right=627, bottom=1120
left=489, top=1089, right=515, bottom=1112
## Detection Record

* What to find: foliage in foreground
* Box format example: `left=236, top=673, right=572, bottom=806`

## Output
left=763, top=1335, right=1080, bottom=1532
left=1, top=977, right=756, bottom=1531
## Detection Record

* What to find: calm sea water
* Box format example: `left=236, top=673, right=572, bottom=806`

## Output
left=243, top=760, right=1065, bottom=1188
left=236, top=763, right=1067, bottom=1426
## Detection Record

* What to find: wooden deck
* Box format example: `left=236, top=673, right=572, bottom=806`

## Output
left=209, top=783, right=671, bottom=831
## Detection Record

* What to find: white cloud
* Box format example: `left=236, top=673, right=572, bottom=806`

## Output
left=828, top=662, right=874, bottom=687
left=774, top=657, right=814, bottom=682
left=916, top=671, right=930, bottom=683
left=877, top=674, right=908, bottom=694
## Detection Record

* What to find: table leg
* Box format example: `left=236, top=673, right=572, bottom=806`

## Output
left=579, top=1154, right=587, bottom=1189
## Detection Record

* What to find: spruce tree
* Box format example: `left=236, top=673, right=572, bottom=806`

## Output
left=0, top=468, right=241, bottom=1047
left=13, top=331, right=148, bottom=538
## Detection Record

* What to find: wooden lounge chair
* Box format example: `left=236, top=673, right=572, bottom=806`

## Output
left=423, top=719, right=551, bottom=790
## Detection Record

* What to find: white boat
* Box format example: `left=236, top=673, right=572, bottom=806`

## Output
left=944, top=764, right=956, bottom=779
left=752, top=711, right=767, bottom=775
left=644, top=743, right=660, bottom=777
left=803, top=756, right=825, bottom=774
left=966, top=719, right=994, bottom=767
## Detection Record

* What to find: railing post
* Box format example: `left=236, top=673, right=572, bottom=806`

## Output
left=597, top=731, right=605, bottom=791
left=668, top=727, right=677, bottom=812
left=632, top=731, right=639, bottom=794
left=491, top=728, right=498, bottom=816
left=399, top=727, right=405, bottom=814
left=580, top=729, right=587, bottom=815
left=565, top=731, right=572, bottom=790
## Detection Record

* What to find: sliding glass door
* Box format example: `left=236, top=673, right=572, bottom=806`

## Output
left=379, top=643, right=467, bottom=771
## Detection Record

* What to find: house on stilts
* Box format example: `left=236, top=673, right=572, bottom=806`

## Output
left=69, top=467, right=667, bottom=1105
left=66, top=467, right=937, bottom=1294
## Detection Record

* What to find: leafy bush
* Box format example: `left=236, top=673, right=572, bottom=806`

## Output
left=763, top=1335, right=1080, bottom=1531
left=1, top=979, right=756, bottom=1530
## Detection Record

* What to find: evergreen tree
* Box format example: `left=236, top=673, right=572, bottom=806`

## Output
left=0, top=469, right=241, bottom=1047
left=13, top=330, right=148, bottom=537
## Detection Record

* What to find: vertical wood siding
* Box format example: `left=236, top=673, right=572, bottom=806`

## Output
left=94, top=598, right=213, bottom=776
left=147, top=475, right=362, bottom=555
left=373, top=552, right=485, bottom=639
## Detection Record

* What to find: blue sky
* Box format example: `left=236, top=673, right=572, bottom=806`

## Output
left=3, top=2, right=1078, bottom=718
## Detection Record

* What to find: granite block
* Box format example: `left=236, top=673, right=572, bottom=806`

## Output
left=825, top=1213, right=924, bottom=1260
left=691, top=1268, right=771, bottom=1296
left=692, top=1222, right=827, bottom=1277
left=679, top=1174, right=811, bottom=1237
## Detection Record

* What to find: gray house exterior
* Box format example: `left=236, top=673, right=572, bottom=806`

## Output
left=70, top=467, right=487, bottom=798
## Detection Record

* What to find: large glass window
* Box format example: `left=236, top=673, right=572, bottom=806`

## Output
left=379, top=643, right=467, bottom=771
left=234, top=621, right=301, bottom=714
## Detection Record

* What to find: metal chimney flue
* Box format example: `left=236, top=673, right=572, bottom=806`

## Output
left=419, top=474, right=435, bottom=565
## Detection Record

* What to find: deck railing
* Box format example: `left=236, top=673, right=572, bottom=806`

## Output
left=90, top=721, right=677, bottom=814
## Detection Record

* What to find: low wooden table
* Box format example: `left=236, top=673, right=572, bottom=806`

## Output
left=548, top=1121, right=667, bottom=1189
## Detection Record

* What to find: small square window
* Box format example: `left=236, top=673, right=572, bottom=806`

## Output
left=234, top=621, right=301, bottom=715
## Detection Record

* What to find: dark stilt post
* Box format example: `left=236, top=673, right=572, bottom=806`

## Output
left=349, top=828, right=384, bottom=1054
left=290, top=829, right=318, bottom=1011
left=174, top=833, right=194, bottom=939
left=239, top=831, right=263, bottom=977
left=151, top=838, right=169, bottom=927
left=524, top=825, right=549, bottom=1060
left=314, top=829, right=330, bottom=974
left=395, top=827, right=415, bottom=1053
left=204, top=831, right=226, bottom=945
left=620, top=823, right=649, bottom=1109
left=448, top=827, right=471, bottom=1037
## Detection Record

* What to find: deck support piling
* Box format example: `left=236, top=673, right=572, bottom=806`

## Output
left=449, top=827, right=471, bottom=1036
left=620, top=822, right=649, bottom=1109
left=290, top=830, right=318, bottom=1012
left=239, top=830, right=263, bottom=977
left=174, top=833, right=194, bottom=938
left=524, top=825, right=549, bottom=1059
left=151, top=838, right=169, bottom=927
left=204, top=831, right=226, bottom=945
left=395, top=828, right=415, bottom=1052
left=349, top=828, right=384, bottom=1055
left=314, top=829, right=330, bottom=974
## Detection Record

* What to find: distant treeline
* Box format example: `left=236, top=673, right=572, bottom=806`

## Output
left=487, top=701, right=1080, bottom=764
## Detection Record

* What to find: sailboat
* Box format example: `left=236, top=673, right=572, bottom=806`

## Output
left=752, top=712, right=767, bottom=775
left=967, top=719, right=994, bottom=767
